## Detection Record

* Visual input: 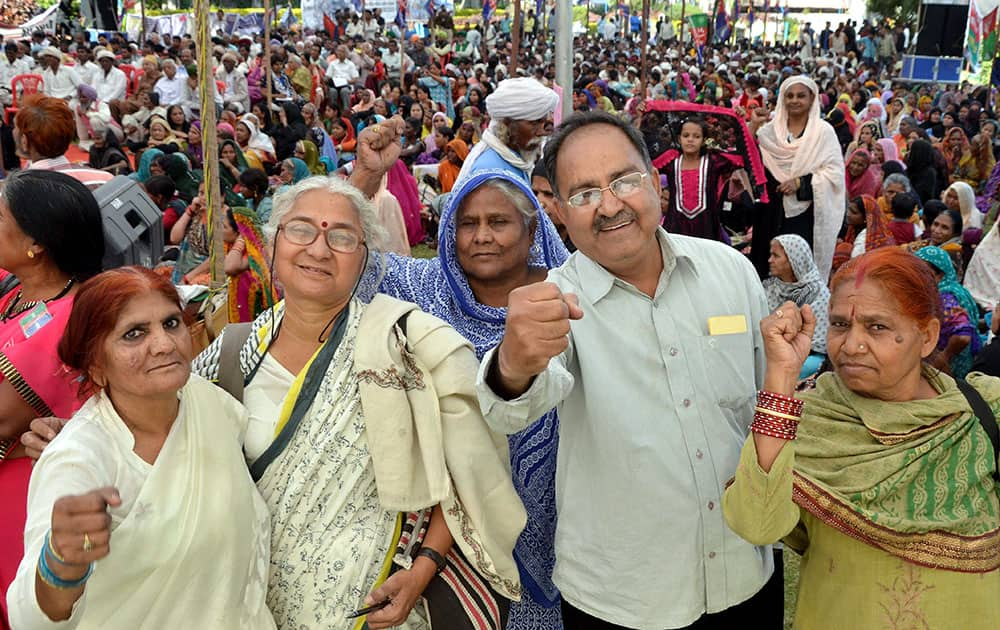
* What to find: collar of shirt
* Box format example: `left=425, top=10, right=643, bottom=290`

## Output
left=576, top=228, right=696, bottom=304
left=27, top=156, right=70, bottom=170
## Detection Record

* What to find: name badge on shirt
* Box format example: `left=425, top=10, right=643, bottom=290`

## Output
left=708, top=314, right=748, bottom=336
left=20, top=302, right=53, bottom=339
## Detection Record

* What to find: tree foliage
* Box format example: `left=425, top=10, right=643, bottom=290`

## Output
left=866, top=0, right=921, bottom=26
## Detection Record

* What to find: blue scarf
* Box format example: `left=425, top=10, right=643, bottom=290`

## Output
left=358, top=168, right=569, bottom=619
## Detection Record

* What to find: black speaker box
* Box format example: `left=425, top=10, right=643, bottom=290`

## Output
left=916, top=3, right=970, bottom=57
left=92, top=176, right=164, bottom=270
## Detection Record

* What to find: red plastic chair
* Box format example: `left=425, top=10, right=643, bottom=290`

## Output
left=215, top=80, right=227, bottom=97
left=120, top=64, right=137, bottom=96
left=4, top=74, right=44, bottom=124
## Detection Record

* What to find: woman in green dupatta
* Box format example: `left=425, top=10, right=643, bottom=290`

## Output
left=723, top=246, right=1000, bottom=630
left=219, top=139, right=249, bottom=207
left=161, top=153, right=202, bottom=204
left=295, top=139, right=327, bottom=175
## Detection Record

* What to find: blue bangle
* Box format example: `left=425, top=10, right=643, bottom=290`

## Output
left=37, top=542, right=93, bottom=590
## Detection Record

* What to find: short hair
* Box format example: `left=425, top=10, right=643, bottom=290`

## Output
left=2, top=170, right=104, bottom=279
left=266, top=176, right=386, bottom=251
left=14, top=93, right=76, bottom=158
left=890, top=192, right=917, bottom=219
left=831, top=247, right=941, bottom=330
left=58, top=267, right=183, bottom=398
left=542, top=110, right=652, bottom=199
left=144, top=175, right=176, bottom=200
left=882, top=172, right=911, bottom=193
left=434, top=125, right=454, bottom=141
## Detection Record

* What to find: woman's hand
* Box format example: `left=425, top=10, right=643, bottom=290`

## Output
left=220, top=157, right=233, bottom=169
left=362, top=559, right=435, bottom=629
left=21, top=417, right=68, bottom=460
left=777, top=177, right=801, bottom=196
left=761, top=301, right=816, bottom=395
left=49, top=488, right=122, bottom=572
left=350, top=116, right=406, bottom=199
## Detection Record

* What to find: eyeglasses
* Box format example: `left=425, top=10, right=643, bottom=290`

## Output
left=565, top=172, right=649, bottom=209
left=279, top=219, right=363, bottom=254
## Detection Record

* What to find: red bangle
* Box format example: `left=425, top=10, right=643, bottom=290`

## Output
left=757, top=390, right=804, bottom=416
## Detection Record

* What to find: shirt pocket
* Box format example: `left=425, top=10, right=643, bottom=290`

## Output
left=699, top=333, right=756, bottom=408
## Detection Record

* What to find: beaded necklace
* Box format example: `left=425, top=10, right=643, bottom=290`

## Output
left=1, top=277, right=75, bottom=322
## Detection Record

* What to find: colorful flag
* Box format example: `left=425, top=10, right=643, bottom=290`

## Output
left=482, top=0, right=496, bottom=23
left=688, top=13, right=709, bottom=46
left=966, top=0, right=999, bottom=73
left=280, top=3, right=297, bottom=28
left=323, top=11, right=338, bottom=38
left=425, top=0, right=435, bottom=16
left=747, top=1, right=754, bottom=27
left=396, top=0, right=408, bottom=28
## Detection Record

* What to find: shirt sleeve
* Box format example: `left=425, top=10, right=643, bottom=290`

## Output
left=6, top=426, right=115, bottom=630
left=721, top=437, right=801, bottom=547
left=475, top=345, right=574, bottom=435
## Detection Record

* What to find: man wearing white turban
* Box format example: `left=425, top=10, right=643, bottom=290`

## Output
left=457, top=76, right=560, bottom=184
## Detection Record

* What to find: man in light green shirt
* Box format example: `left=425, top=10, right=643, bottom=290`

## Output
left=476, top=111, right=781, bottom=628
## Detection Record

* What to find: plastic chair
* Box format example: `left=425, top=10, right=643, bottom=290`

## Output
left=4, top=74, right=44, bottom=124
left=215, top=80, right=227, bottom=97
left=120, top=64, right=137, bottom=96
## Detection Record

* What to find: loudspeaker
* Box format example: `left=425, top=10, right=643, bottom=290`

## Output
left=916, top=3, right=969, bottom=57
left=92, top=176, right=164, bottom=270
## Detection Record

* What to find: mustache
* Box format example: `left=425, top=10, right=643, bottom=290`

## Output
left=593, top=210, right=637, bottom=232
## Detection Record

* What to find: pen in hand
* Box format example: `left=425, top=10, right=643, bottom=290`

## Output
left=346, top=598, right=392, bottom=619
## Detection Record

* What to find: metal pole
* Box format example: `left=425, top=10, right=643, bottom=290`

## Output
left=196, top=0, right=224, bottom=288
left=264, top=0, right=273, bottom=114
left=640, top=0, right=649, bottom=95
left=510, top=0, right=522, bottom=75
left=555, top=0, right=572, bottom=120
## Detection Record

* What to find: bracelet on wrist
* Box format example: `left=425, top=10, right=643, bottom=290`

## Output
left=37, top=540, right=93, bottom=590
left=415, top=547, right=447, bottom=574
left=44, top=531, right=69, bottom=565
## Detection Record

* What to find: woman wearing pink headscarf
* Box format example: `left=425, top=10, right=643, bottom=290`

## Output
left=845, top=148, right=883, bottom=199
left=873, top=137, right=902, bottom=166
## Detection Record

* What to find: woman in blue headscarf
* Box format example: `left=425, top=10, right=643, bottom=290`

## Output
left=130, top=147, right=164, bottom=182
left=359, top=168, right=570, bottom=629
left=915, top=245, right=983, bottom=377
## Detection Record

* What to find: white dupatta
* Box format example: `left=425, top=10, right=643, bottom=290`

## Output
left=757, top=75, right=846, bottom=281
left=10, top=375, right=274, bottom=630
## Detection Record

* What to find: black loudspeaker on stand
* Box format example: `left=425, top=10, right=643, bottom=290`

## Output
left=916, top=2, right=970, bottom=58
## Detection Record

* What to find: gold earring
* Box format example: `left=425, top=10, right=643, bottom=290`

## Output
left=26, top=250, right=35, bottom=259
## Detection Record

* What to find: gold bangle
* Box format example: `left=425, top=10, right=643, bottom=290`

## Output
left=755, top=406, right=801, bottom=422
left=47, top=535, right=68, bottom=565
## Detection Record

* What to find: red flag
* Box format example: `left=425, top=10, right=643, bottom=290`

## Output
left=323, top=11, right=337, bottom=38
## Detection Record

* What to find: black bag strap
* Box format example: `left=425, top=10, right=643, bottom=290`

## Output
left=0, top=274, right=20, bottom=298
left=956, top=378, right=1000, bottom=482
left=217, top=323, right=253, bottom=403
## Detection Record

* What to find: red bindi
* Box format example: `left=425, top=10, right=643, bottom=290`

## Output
left=321, top=221, right=328, bottom=228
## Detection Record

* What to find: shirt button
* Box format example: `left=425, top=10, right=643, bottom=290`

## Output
left=708, top=501, right=715, bottom=510
left=669, top=347, right=678, bottom=356
left=683, top=399, right=691, bottom=407
left=708, top=551, right=717, bottom=559
left=695, top=449, right=703, bottom=459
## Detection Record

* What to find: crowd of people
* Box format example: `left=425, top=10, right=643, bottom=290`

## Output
left=0, top=5, right=999, bottom=630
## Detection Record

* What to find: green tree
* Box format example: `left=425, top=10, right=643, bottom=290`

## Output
left=866, top=0, right=920, bottom=26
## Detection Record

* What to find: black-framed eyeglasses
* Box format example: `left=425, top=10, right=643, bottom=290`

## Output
left=279, top=219, right=363, bottom=254
left=565, top=172, right=649, bottom=209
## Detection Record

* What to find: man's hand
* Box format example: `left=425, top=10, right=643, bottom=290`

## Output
left=495, top=282, right=583, bottom=396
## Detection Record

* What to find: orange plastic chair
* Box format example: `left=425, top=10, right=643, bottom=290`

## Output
left=120, top=64, right=137, bottom=96
left=215, top=80, right=226, bottom=96
left=4, top=74, right=44, bottom=124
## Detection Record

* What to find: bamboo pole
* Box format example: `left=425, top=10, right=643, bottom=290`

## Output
left=140, top=0, right=146, bottom=45
left=510, top=0, right=522, bottom=76
left=195, top=0, right=224, bottom=288
left=679, top=1, right=686, bottom=48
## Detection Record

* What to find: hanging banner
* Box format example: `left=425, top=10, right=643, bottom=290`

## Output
left=687, top=12, right=709, bottom=46
left=966, top=0, right=1000, bottom=73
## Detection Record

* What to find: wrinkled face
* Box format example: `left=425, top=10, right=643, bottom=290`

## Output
left=552, top=124, right=662, bottom=279
left=530, top=175, right=558, bottom=227
left=827, top=278, right=938, bottom=401
left=767, top=241, right=795, bottom=281
left=883, top=181, right=905, bottom=205
left=273, top=190, right=367, bottom=306
left=150, top=123, right=167, bottom=141
left=507, top=113, right=554, bottom=154
left=163, top=62, right=176, bottom=79
left=223, top=58, right=235, bottom=72
left=188, top=125, right=201, bottom=144
left=930, top=212, right=957, bottom=244
left=848, top=153, right=869, bottom=177
left=679, top=122, right=703, bottom=155
left=91, top=292, right=192, bottom=401
left=866, top=102, right=881, bottom=118
left=454, top=185, right=535, bottom=287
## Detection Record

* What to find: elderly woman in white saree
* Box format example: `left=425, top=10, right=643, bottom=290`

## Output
left=7, top=267, right=273, bottom=630
left=190, top=174, right=526, bottom=630
left=750, top=75, right=846, bottom=282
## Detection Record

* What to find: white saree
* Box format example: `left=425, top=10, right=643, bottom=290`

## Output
left=7, top=375, right=274, bottom=630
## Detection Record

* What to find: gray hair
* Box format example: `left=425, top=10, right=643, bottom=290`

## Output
left=265, top=176, right=386, bottom=251
left=460, top=179, right=538, bottom=226
left=883, top=173, right=911, bottom=193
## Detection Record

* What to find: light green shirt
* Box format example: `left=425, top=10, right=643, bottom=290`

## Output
left=477, top=229, right=772, bottom=628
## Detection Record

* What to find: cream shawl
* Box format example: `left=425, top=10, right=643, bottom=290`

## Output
left=757, top=75, right=846, bottom=281
left=354, top=294, right=527, bottom=601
